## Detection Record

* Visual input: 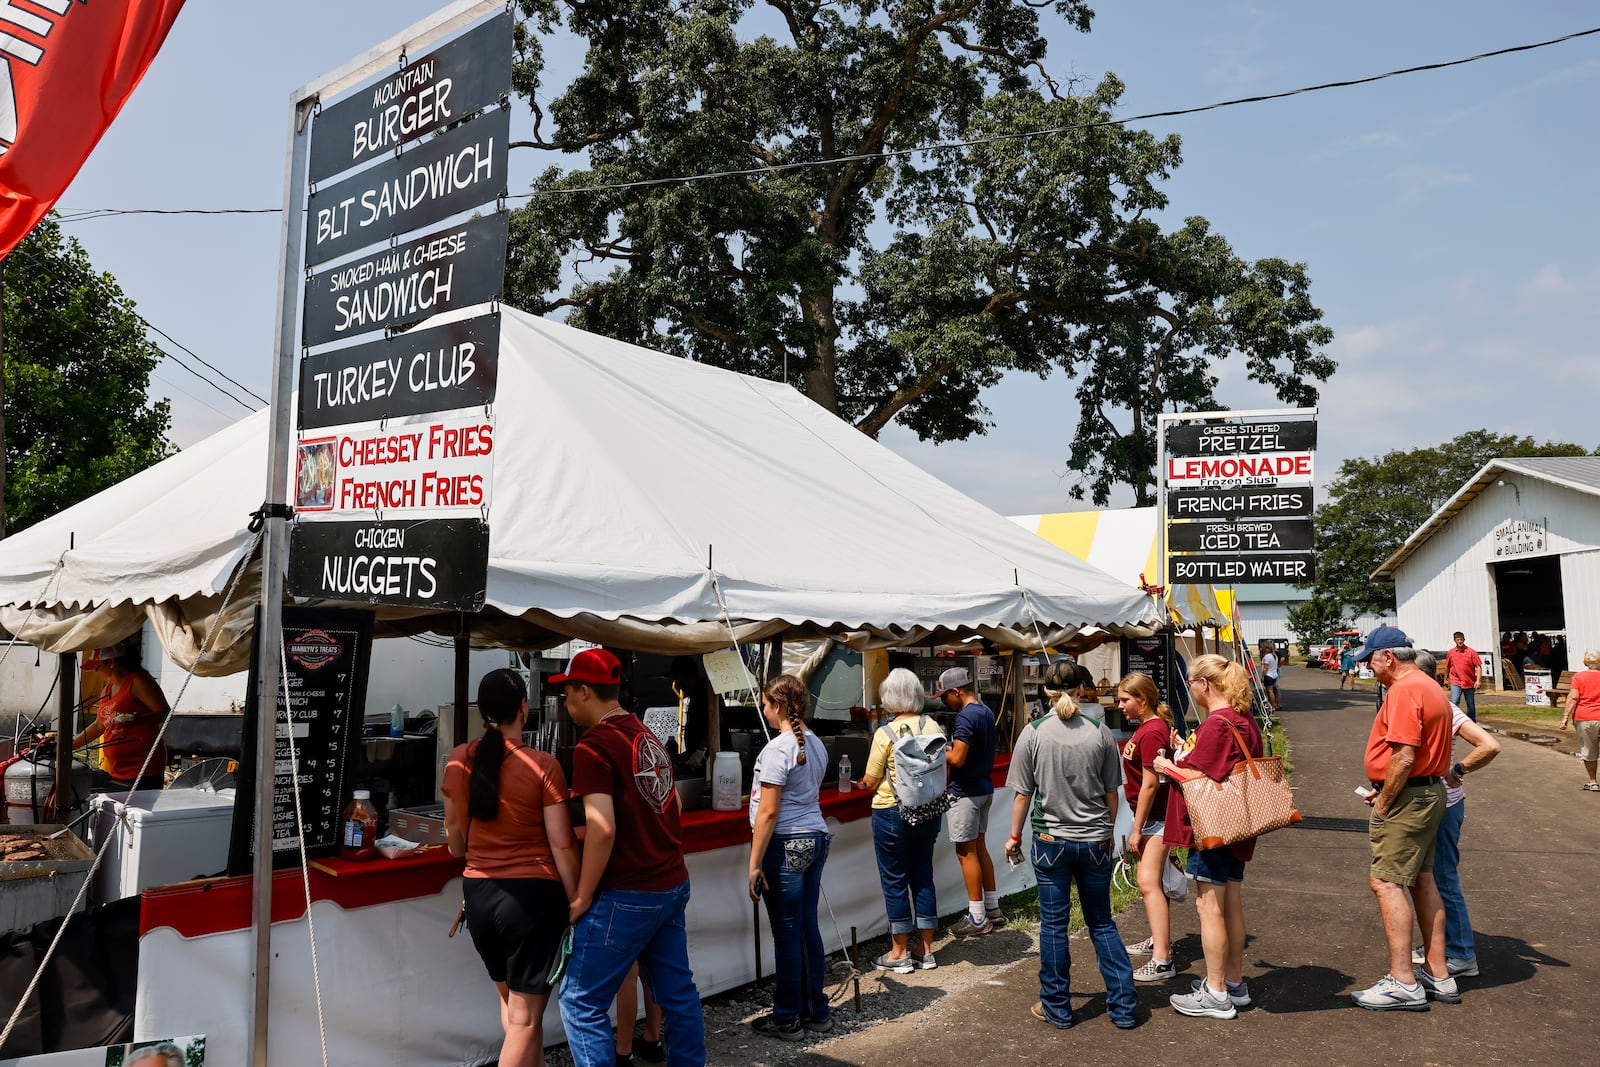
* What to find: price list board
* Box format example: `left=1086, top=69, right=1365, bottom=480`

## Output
left=229, top=606, right=374, bottom=874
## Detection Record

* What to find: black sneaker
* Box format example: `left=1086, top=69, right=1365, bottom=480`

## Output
left=751, top=1014, right=806, bottom=1041
left=634, top=1036, right=666, bottom=1062
left=801, top=1015, right=834, bottom=1033
left=615, top=1055, right=636, bottom=1067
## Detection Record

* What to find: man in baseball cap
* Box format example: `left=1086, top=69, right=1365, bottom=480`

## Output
left=936, top=665, right=1004, bottom=936
left=554, top=647, right=707, bottom=1063
left=1350, top=624, right=1458, bottom=1011
left=934, top=666, right=973, bottom=698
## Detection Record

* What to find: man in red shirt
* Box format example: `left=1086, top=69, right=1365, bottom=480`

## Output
left=1349, top=626, right=1457, bottom=1012
left=554, top=649, right=706, bottom=1066
left=1444, top=632, right=1482, bottom=722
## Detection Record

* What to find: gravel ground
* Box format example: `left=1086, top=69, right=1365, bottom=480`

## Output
left=540, top=919, right=1043, bottom=1067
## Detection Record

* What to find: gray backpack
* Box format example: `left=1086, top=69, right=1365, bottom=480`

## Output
left=880, top=715, right=950, bottom=823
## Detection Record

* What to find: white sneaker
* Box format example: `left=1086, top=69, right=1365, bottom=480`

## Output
left=1415, top=969, right=1461, bottom=1004
left=1350, top=974, right=1428, bottom=1012
left=1124, top=936, right=1154, bottom=955
left=1170, top=983, right=1237, bottom=1020
left=1188, top=977, right=1251, bottom=1006
left=1133, top=959, right=1175, bottom=983
left=1409, top=947, right=1479, bottom=977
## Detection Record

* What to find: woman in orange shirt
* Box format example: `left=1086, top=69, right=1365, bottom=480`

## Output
left=71, top=641, right=171, bottom=792
left=1559, top=648, right=1600, bottom=791
left=443, top=669, right=580, bottom=1067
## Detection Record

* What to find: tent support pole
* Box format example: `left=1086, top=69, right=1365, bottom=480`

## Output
left=455, top=614, right=471, bottom=744
left=249, top=93, right=314, bottom=1067
left=55, top=653, right=75, bottom=814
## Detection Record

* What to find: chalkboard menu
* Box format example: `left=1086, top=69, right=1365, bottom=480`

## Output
left=1120, top=634, right=1192, bottom=734
left=229, top=606, right=374, bottom=874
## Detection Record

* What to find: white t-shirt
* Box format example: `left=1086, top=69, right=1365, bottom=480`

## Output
left=1262, top=653, right=1280, bottom=680
left=1446, top=706, right=1469, bottom=807
left=749, top=729, right=829, bottom=835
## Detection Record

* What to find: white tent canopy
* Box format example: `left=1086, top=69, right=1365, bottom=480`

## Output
left=0, top=309, right=1159, bottom=671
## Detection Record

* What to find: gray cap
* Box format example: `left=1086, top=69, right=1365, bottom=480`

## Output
left=935, top=666, right=973, bottom=695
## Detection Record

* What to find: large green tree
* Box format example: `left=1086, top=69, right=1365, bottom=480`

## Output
left=1310, top=430, right=1595, bottom=616
left=2, top=216, right=174, bottom=535
left=506, top=0, right=1334, bottom=504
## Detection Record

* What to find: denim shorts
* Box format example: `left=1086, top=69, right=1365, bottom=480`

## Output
left=1186, top=846, right=1246, bottom=885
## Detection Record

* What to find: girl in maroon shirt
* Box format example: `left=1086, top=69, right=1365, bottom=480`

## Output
left=1117, top=672, right=1180, bottom=982
left=1154, top=654, right=1265, bottom=1020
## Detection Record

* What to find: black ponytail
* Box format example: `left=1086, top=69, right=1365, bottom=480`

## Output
left=469, top=668, right=527, bottom=822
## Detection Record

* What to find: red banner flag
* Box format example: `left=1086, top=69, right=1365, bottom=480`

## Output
left=0, top=0, right=187, bottom=259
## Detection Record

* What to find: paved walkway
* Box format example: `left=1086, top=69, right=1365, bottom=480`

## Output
left=785, top=666, right=1597, bottom=1065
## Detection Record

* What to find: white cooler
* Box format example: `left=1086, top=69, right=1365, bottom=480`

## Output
left=89, top=786, right=236, bottom=903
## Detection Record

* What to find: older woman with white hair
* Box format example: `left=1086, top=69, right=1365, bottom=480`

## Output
left=1560, top=648, right=1600, bottom=791
left=854, top=667, right=947, bottom=972
left=125, top=1043, right=185, bottom=1067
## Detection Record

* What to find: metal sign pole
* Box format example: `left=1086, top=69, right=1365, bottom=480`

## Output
left=249, top=6, right=505, bottom=1064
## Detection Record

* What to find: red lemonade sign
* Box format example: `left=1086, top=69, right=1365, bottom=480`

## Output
left=1165, top=451, right=1313, bottom=489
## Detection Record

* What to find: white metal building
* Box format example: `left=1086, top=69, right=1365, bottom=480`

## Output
left=1374, top=457, right=1600, bottom=688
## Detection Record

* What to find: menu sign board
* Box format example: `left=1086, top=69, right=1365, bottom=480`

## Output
left=305, top=105, right=508, bottom=267
left=229, top=607, right=374, bottom=873
left=293, top=412, right=495, bottom=518
left=302, top=207, right=508, bottom=347
left=1167, top=485, right=1313, bottom=520
left=1165, top=420, right=1317, bottom=456
left=1121, top=634, right=1177, bottom=707
left=309, top=11, right=513, bottom=183
left=1167, top=517, right=1314, bottom=553
left=1163, top=411, right=1317, bottom=586
left=1165, top=451, right=1314, bottom=490
left=299, top=312, right=500, bottom=429
left=287, top=518, right=490, bottom=611
left=1170, top=552, right=1315, bottom=583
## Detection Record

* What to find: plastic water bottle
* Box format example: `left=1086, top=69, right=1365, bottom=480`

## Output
left=837, top=755, right=853, bottom=792
left=390, top=703, right=405, bottom=738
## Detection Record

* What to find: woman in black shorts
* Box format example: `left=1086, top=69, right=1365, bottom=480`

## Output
left=443, top=669, right=580, bottom=1066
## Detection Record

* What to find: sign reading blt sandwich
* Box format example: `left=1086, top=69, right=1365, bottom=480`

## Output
left=1161, top=409, right=1318, bottom=587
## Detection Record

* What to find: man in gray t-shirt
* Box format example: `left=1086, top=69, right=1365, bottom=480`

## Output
left=1008, top=713, right=1122, bottom=842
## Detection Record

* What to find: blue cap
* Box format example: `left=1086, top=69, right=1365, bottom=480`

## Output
left=1353, top=625, right=1411, bottom=663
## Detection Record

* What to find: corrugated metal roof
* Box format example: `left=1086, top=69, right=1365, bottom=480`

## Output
left=1372, top=456, right=1600, bottom=579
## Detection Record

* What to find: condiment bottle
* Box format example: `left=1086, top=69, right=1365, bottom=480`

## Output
left=341, top=788, right=378, bottom=861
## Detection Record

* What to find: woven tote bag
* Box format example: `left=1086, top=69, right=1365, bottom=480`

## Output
left=1180, top=720, right=1301, bottom=849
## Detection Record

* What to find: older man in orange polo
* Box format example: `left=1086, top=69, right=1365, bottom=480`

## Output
left=1349, top=626, right=1458, bottom=1012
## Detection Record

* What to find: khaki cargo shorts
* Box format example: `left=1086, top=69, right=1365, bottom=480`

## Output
left=1369, top=782, right=1445, bottom=887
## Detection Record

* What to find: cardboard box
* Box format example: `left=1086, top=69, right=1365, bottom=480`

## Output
left=388, top=803, right=449, bottom=847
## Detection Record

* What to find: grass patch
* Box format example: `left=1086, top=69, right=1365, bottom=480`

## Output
left=1476, top=704, right=1564, bottom=730
left=1266, top=719, right=1291, bottom=773
left=995, top=871, right=1142, bottom=934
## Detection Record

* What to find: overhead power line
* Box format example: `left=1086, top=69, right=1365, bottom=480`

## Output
left=4, top=241, right=264, bottom=413
left=53, top=23, right=1600, bottom=215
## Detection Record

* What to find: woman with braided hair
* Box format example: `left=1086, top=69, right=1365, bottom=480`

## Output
left=746, top=672, right=832, bottom=1040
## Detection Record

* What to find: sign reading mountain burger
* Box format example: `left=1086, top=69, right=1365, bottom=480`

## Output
left=1163, top=411, right=1318, bottom=586
left=308, top=11, right=513, bottom=183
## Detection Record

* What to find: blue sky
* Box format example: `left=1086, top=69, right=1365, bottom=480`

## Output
left=55, top=1, right=1600, bottom=514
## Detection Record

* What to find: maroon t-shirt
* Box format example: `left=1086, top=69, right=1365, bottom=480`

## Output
left=1162, top=707, right=1265, bottom=862
left=571, top=712, right=689, bottom=893
left=1121, top=716, right=1175, bottom=811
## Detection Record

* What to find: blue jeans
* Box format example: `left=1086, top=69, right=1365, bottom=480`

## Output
left=871, top=807, right=939, bottom=933
left=760, top=831, right=832, bottom=1023
left=1449, top=683, right=1477, bottom=721
left=1031, top=836, right=1137, bottom=1028
left=558, top=880, right=706, bottom=1067
left=1433, top=801, right=1475, bottom=960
